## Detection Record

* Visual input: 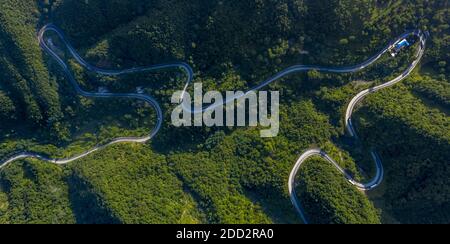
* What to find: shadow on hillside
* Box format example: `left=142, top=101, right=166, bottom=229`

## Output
left=66, top=172, right=122, bottom=224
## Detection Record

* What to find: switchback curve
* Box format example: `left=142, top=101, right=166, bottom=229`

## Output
left=0, top=25, right=428, bottom=225
left=288, top=30, right=426, bottom=224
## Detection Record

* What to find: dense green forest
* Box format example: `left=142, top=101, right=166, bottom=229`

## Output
left=0, top=0, right=448, bottom=224
left=296, top=157, right=381, bottom=224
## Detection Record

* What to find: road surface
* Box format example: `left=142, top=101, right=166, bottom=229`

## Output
left=0, top=25, right=427, bottom=224
left=288, top=31, right=427, bottom=224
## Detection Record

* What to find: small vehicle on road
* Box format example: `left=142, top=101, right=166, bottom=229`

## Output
left=136, top=86, right=145, bottom=94
left=98, top=87, right=109, bottom=93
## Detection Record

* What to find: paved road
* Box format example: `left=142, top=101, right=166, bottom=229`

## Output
left=289, top=30, right=427, bottom=224
left=183, top=31, right=425, bottom=114
left=0, top=24, right=177, bottom=169
left=0, top=25, right=427, bottom=224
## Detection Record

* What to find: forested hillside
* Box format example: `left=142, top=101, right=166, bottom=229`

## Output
left=0, top=0, right=62, bottom=130
left=0, top=0, right=448, bottom=224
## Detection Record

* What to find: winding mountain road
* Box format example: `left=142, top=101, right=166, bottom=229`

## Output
left=0, top=25, right=427, bottom=224
left=0, top=24, right=179, bottom=169
left=289, top=31, right=427, bottom=224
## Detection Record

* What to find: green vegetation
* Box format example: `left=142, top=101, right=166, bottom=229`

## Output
left=407, top=74, right=450, bottom=109
left=0, top=160, right=75, bottom=224
left=296, top=157, right=380, bottom=224
left=69, top=144, right=205, bottom=224
left=0, top=0, right=448, bottom=224
left=0, top=0, right=62, bottom=130
left=355, top=81, right=450, bottom=224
